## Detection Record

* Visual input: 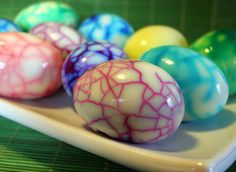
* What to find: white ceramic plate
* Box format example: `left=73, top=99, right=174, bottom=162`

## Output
left=0, top=89, right=235, bottom=172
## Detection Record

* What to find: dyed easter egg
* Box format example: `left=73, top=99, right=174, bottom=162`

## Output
left=73, top=60, right=184, bottom=143
left=0, top=18, right=22, bottom=32
left=78, top=13, right=134, bottom=48
left=141, top=46, right=228, bottom=121
left=15, top=1, right=78, bottom=31
left=191, top=30, right=236, bottom=95
left=30, top=22, right=86, bottom=58
left=124, top=25, right=188, bottom=60
left=62, top=42, right=127, bottom=96
left=0, top=32, right=63, bottom=99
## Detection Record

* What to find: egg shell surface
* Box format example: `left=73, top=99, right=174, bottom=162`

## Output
left=0, top=18, right=22, bottom=32
left=62, top=42, right=127, bottom=96
left=0, top=32, right=63, bottom=99
left=30, top=22, right=86, bottom=58
left=79, top=13, right=134, bottom=48
left=124, top=25, right=188, bottom=60
left=73, top=59, right=184, bottom=143
left=191, top=30, right=236, bottom=95
left=141, top=46, right=228, bottom=121
left=14, top=1, right=78, bottom=31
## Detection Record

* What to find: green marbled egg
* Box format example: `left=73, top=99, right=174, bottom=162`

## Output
left=14, top=1, right=79, bottom=31
left=191, top=30, right=236, bottom=95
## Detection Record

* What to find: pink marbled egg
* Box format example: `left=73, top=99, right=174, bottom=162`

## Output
left=0, top=32, right=63, bottom=99
left=30, top=22, right=86, bottom=58
left=73, top=60, right=184, bottom=143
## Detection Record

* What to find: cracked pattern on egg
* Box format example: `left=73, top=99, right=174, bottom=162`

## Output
left=0, top=32, right=63, bottom=99
left=73, top=60, right=184, bottom=143
left=30, top=22, right=86, bottom=58
left=62, top=41, right=127, bottom=96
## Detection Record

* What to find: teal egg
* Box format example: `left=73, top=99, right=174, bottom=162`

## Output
left=141, top=46, right=228, bottom=121
left=14, top=1, right=78, bottom=31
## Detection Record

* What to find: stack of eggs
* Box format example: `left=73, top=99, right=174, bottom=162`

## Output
left=0, top=1, right=231, bottom=144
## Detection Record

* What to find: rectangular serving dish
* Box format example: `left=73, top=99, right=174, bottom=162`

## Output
left=0, top=90, right=236, bottom=172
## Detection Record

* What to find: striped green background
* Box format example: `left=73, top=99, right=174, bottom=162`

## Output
left=1, top=0, right=236, bottom=42
left=0, top=0, right=236, bottom=171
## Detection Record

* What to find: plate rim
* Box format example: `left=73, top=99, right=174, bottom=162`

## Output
left=0, top=97, right=235, bottom=172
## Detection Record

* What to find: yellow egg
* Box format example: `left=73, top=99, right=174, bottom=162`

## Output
left=124, top=25, right=188, bottom=59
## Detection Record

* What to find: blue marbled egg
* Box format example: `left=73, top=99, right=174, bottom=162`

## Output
left=62, top=41, right=127, bottom=96
left=141, top=46, right=229, bottom=121
left=78, top=13, right=134, bottom=48
left=0, top=18, right=21, bottom=32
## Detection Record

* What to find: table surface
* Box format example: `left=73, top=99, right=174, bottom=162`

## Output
left=0, top=115, right=235, bottom=172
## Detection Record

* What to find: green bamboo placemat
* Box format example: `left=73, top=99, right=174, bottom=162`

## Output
left=0, top=115, right=236, bottom=172
left=0, top=116, right=135, bottom=172
left=0, top=0, right=236, bottom=171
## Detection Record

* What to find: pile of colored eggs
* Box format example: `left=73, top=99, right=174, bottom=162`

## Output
left=0, top=1, right=232, bottom=144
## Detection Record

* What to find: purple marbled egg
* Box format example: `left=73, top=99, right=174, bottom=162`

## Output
left=62, top=41, right=127, bottom=96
